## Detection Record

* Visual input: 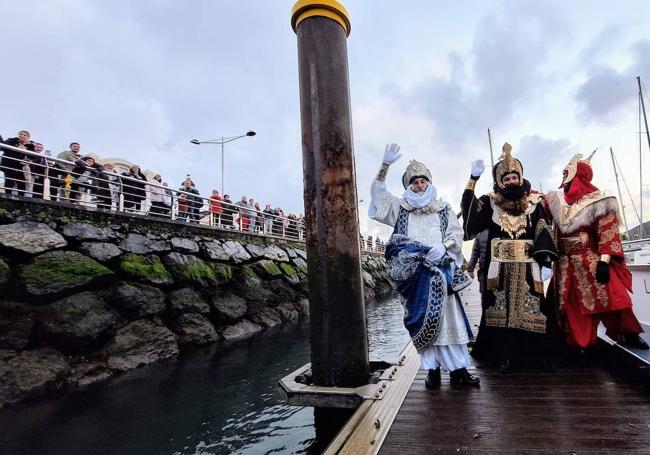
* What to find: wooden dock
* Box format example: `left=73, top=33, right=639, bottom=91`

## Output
left=379, top=364, right=650, bottom=454
left=325, top=284, right=650, bottom=454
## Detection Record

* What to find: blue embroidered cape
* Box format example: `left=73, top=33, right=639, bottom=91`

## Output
left=385, top=207, right=472, bottom=352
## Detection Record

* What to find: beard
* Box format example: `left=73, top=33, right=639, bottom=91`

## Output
left=492, top=179, right=532, bottom=214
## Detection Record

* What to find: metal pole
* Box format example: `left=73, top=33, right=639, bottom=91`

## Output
left=611, top=147, right=631, bottom=239
left=221, top=136, right=225, bottom=195
left=487, top=128, right=495, bottom=168
left=291, top=0, right=369, bottom=389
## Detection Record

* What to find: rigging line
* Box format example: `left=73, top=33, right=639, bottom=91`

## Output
left=614, top=151, right=643, bottom=228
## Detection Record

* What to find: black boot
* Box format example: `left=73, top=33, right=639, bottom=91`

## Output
left=425, top=368, right=441, bottom=390
left=449, top=368, right=480, bottom=386
left=624, top=334, right=649, bottom=350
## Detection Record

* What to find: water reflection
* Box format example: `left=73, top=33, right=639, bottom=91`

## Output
left=0, top=296, right=408, bottom=455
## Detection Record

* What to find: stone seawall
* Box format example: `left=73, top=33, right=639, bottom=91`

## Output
left=0, top=197, right=393, bottom=408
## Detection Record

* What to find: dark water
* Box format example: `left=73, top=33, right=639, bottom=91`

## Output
left=0, top=297, right=409, bottom=455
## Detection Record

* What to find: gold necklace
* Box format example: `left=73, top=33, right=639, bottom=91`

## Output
left=498, top=210, right=528, bottom=239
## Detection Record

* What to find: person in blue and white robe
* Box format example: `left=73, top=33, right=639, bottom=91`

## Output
left=369, top=143, right=480, bottom=388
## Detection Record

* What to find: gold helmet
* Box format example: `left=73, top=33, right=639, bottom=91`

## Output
left=492, top=143, right=524, bottom=189
left=402, top=160, right=432, bottom=189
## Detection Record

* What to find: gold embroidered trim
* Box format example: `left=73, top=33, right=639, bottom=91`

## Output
left=491, top=239, right=535, bottom=262
left=486, top=289, right=508, bottom=327
left=466, top=179, right=477, bottom=191
left=559, top=192, right=613, bottom=226
left=486, top=263, right=546, bottom=333
left=498, top=210, right=528, bottom=239
left=600, top=254, right=611, bottom=264
left=534, top=218, right=552, bottom=239
left=376, top=163, right=389, bottom=182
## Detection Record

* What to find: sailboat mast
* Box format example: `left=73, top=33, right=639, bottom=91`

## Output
left=487, top=128, right=495, bottom=168
left=638, top=76, right=646, bottom=237
left=638, top=76, right=650, bottom=157
left=611, top=147, right=631, bottom=239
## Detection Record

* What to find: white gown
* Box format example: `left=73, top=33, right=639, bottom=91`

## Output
left=369, top=180, right=472, bottom=372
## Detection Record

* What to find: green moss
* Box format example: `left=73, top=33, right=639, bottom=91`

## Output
left=213, top=264, right=232, bottom=281
left=279, top=263, right=297, bottom=277
left=120, top=253, right=172, bottom=284
left=171, top=260, right=215, bottom=282
left=253, top=260, right=282, bottom=277
left=240, top=265, right=258, bottom=279
left=56, top=215, right=82, bottom=224
left=19, top=251, right=113, bottom=298
left=167, top=259, right=231, bottom=286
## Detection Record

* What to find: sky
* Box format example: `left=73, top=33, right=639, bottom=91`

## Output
left=2, top=0, right=650, bottom=239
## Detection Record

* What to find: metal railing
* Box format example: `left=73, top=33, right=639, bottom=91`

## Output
left=0, top=142, right=384, bottom=253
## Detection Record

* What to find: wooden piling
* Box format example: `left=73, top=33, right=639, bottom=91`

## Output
left=291, top=0, right=370, bottom=389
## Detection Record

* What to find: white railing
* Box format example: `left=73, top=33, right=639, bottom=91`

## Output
left=0, top=142, right=384, bottom=253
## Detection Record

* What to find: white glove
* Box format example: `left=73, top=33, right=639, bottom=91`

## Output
left=541, top=266, right=553, bottom=282
left=425, top=244, right=446, bottom=262
left=471, top=159, right=485, bottom=178
left=382, top=143, right=402, bottom=165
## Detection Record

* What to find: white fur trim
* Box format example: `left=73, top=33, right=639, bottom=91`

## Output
left=546, top=190, right=620, bottom=235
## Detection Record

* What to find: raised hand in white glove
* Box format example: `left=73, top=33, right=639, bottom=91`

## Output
left=471, top=159, right=485, bottom=178
left=541, top=266, right=553, bottom=282
left=382, top=143, right=402, bottom=165
left=425, top=243, right=447, bottom=262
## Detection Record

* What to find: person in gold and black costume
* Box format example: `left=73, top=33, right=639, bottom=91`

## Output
left=461, top=143, right=559, bottom=372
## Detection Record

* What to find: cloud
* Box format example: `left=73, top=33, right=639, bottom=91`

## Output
left=575, top=39, right=650, bottom=124
left=394, top=1, right=569, bottom=146
left=516, top=135, right=573, bottom=191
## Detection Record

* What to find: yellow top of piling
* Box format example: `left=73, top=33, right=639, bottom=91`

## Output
left=291, top=0, right=351, bottom=37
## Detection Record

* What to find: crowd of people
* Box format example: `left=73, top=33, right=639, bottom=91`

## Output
left=0, top=130, right=304, bottom=237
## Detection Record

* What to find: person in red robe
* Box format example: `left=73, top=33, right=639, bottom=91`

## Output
left=545, top=152, right=648, bottom=350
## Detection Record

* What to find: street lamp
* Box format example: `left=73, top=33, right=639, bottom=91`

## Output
left=190, top=130, right=256, bottom=194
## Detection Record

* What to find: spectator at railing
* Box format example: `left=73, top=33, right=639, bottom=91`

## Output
left=297, top=214, right=305, bottom=240
left=272, top=208, right=284, bottom=236
left=121, top=164, right=148, bottom=212
left=222, top=194, right=234, bottom=229
left=148, top=174, right=172, bottom=217
left=22, top=142, right=47, bottom=198
left=248, top=198, right=259, bottom=233
left=287, top=213, right=299, bottom=239
left=57, top=142, right=82, bottom=172
left=235, top=195, right=251, bottom=230
left=102, top=163, right=121, bottom=209
left=2, top=130, right=34, bottom=196
left=262, top=203, right=274, bottom=234
left=177, top=179, right=201, bottom=223
left=209, top=190, right=223, bottom=226
left=70, top=156, right=104, bottom=202
left=30, top=143, right=48, bottom=199
left=44, top=151, right=66, bottom=200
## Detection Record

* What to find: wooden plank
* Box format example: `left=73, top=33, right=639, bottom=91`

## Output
left=325, top=342, right=420, bottom=454
left=378, top=363, right=650, bottom=454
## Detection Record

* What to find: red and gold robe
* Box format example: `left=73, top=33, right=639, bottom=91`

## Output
left=546, top=190, right=642, bottom=348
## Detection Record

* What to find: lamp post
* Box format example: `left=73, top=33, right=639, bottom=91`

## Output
left=190, top=130, right=256, bottom=194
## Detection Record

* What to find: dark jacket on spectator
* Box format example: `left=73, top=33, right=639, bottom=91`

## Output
left=121, top=169, right=148, bottom=205
left=1, top=137, right=34, bottom=171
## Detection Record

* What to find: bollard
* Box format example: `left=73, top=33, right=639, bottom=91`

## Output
left=291, top=0, right=370, bottom=389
